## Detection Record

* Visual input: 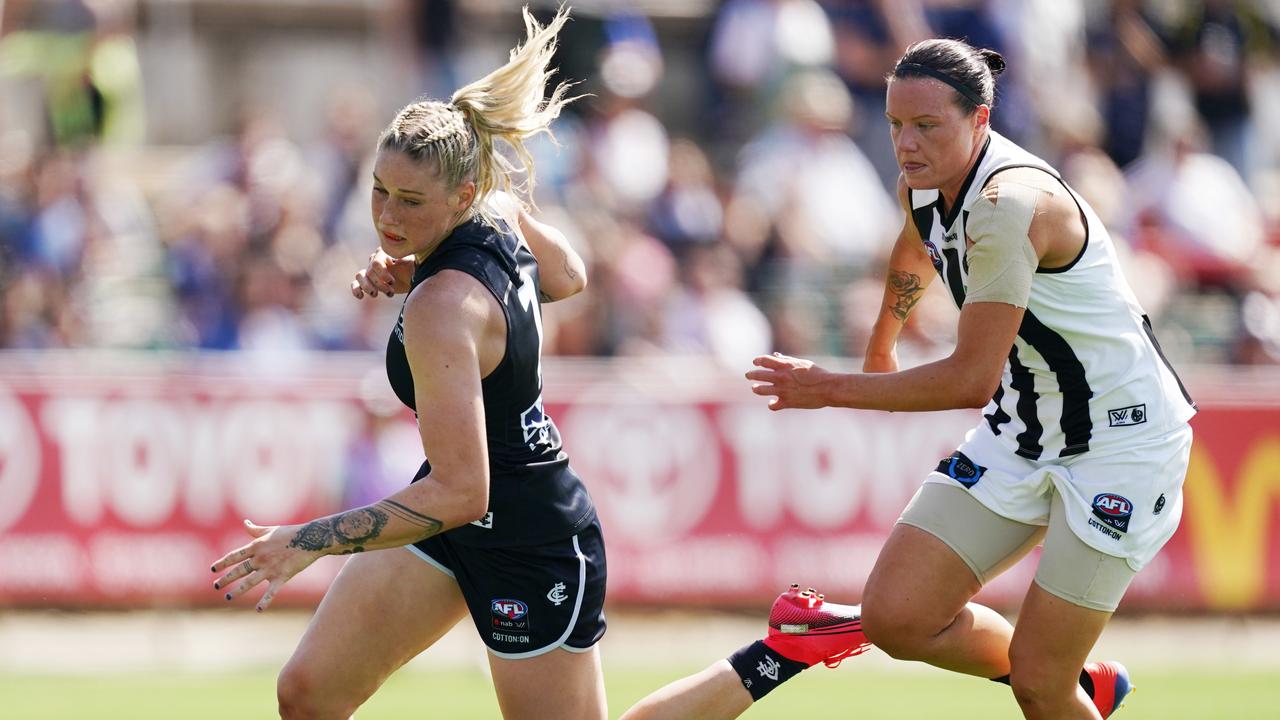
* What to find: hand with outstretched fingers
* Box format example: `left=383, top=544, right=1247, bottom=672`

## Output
left=211, top=519, right=324, bottom=612
left=744, top=352, right=833, bottom=411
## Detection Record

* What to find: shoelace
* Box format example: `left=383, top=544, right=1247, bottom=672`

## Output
left=822, top=641, right=873, bottom=668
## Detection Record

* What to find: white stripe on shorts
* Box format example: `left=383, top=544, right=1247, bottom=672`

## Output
left=404, top=543, right=456, bottom=578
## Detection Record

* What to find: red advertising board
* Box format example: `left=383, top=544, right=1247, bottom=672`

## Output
left=0, top=355, right=1277, bottom=611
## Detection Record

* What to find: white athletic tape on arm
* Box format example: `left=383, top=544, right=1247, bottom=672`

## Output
left=963, top=182, right=1043, bottom=308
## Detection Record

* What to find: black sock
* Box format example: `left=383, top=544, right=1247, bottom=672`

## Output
left=989, top=670, right=1094, bottom=694
left=727, top=640, right=808, bottom=701
left=1078, top=668, right=1094, bottom=696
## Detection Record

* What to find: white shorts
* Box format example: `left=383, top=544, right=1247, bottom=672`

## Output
left=925, top=421, right=1193, bottom=572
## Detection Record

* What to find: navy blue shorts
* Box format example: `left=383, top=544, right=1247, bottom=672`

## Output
left=407, top=518, right=608, bottom=658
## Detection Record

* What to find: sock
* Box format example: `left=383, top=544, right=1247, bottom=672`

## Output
left=1078, top=668, right=1094, bottom=696
left=727, top=640, right=807, bottom=701
left=989, top=670, right=1094, bottom=693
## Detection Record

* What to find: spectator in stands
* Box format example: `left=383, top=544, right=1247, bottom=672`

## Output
left=1122, top=117, right=1266, bottom=291
left=728, top=69, right=896, bottom=270
left=661, top=242, right=772, bottom=368
left=1168, top=0, right=1278, bottom=183
left=1084, top=0, right=1170, bottom=169
left=826, top=0, right=929, bottom=187
left=708, top=0, right=835, bottom=150
left=646, top=138, right=724, bottom=257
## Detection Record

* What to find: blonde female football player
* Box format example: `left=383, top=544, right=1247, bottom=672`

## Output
left=211, top=8, right=610, bottom=719
left=744, top=38, right=1194, bottom=720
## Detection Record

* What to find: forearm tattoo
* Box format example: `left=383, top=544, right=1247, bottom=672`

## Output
left=287, top=501, right=444, bottom=554
left=888, top=270, right=925, bottom=322
left=377, top=499, right=444, bottom=541
left=287, top=506, right=389, bottom=554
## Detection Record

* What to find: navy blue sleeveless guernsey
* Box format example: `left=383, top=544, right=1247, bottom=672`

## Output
left=385, top=215, right=595, bottom=547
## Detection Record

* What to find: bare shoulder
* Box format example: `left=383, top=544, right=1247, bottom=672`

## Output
left=980, top=167, right=1074, bottom=216
left=402, top=269, right=499, bottom=341
left=985, top=166, right=1061, bottom=192
left=977, top=167, right=1084, bottom=265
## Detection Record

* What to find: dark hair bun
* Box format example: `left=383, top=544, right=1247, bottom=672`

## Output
left=977, top=48, right=1006, bottom=78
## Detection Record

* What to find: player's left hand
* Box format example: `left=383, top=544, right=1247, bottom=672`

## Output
left=745, top=353, right=831, bottom=411
left=351, top=249, right=415, bottom=299
left=210, top=519, right=324, bottom=612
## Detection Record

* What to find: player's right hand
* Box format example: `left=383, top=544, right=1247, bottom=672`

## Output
left=745, top=352, right=832, bottom=411
left=351, top=249, right=415, bottom=299
left=211, top=519, right=323, bottom=613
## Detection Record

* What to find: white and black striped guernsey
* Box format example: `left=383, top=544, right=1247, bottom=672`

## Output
left=908, top=131, right=1196, bottom=460
left=385, top=213, right=595, bottom=547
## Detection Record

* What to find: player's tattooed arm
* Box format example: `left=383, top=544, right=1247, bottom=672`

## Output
left=287, top=506, right=387, bottom=554
left=560, top=245, right=579, bottom=281
left=538, top=246, right=581, bottom=304
left=888, top=270, right=925, bottom=322
left=285, top=501, right=442, bottom=555
left=377, top=499, right=444, bottom=541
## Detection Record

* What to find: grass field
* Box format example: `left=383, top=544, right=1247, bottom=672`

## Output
left=7, top=610, right=1277, bottom=718
left=7, top=665, right=1278, bottom=719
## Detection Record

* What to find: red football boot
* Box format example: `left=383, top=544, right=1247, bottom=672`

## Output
left=1083, top=661, right=1133, bottom=718
left=762, top=584, right=872, bottom=668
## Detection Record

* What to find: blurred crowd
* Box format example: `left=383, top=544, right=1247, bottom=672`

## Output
left=3, top=0, right=1280, bottom=367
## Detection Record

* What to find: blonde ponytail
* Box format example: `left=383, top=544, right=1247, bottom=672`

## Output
left=378, top=5, right=578, bottom=223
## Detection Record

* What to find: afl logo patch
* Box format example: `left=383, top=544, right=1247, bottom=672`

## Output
left=491, top=599, right=531, bottom=635
left=491, top=599, right=528, bottom=620
left=1091, top=493, right=1133, bottom=533
left=923, top=239, right=944, bottom=273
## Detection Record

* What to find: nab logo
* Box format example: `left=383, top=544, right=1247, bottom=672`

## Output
left=1107, top=403, right=1148, bottom=427
left=1091, top=493, right=1133, bottom=533
left=491, top=599, right=528, bottom=620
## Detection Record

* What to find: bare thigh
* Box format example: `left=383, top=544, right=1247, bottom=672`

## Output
left=488, top=646, right=608, bottom=720
left=861, top=522, right=1039, bottom=677
left=281, top=549, right=468, bottom=712
left=863, top=523, right=988, bottom=637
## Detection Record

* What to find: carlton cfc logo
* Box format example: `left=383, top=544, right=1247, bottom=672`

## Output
left=491, top=599, right=528, bottom=620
